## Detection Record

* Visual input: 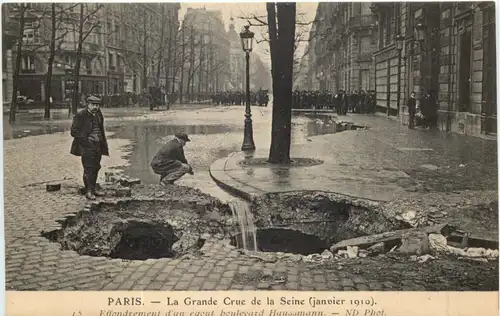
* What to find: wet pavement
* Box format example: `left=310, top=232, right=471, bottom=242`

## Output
left=3, top=104, right=213, bottom=140
left=3, top=104, right=498, bottom=291
left=107, top=107, right=344, bottom=200
left=211, top=113, right=497, bottom=200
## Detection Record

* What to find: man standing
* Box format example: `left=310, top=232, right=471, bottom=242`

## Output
left=70, top=95, right=109, bottom=200
left=150, top=132, right=194, bottom=186
left=407, top=92, right=417, bottom=129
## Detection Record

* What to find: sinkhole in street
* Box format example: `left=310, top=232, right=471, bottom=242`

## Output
left=228, top=191, right=408, bottom=256
left=42, top=188, right=411, bottom=260
left=42, top=197, right=233, bottom=261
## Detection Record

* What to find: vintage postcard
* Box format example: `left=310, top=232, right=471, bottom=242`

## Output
left=2, top=1, right=498, bottom=315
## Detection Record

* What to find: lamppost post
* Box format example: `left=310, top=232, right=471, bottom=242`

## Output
left=240, top=25, right=256, bottom=151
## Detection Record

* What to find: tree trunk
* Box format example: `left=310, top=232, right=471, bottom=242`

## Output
left=155, top=5, right=166, bottom=87
left=165, top=18, right=173, bottom=94
left=72, top=4, right=85, bottom=116
left=179, top=25, right=185, bottom=103
left=268, top=2, right=296, bottom=164
left=187, top=26, right=195, bottom=101
left=9, top=4, right=26, bottom=123
left=44, top=3, right=57, bottom=119
left=197, top=34, right=203, bottom=97
left=171, top=27, right=178, bottom=97
left=141, top=9, right=148, bottom=90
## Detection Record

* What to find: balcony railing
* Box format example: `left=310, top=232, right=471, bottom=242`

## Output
left=347, top=15, right=376, bottom=29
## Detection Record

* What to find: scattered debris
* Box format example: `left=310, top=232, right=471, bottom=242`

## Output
left=46, top=183, right=61, bottom=192
left=420, top=164, right=439, bottom=171
left=409, top=254, right=435, bottom=263
left=330, top=224, right=450, bottom=252
left=321, top=249, right=334, bottom=259
left=428, top=234, right=448, bottom=253
left=367, top=242, right=385, bottom=255
left=346, top=246, right=359, bottom=258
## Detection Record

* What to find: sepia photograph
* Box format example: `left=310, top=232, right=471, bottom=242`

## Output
left=1, top=1, right=498, bottom=295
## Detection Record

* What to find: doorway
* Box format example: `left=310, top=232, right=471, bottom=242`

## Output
left=458, top=30, right=472, bottom=112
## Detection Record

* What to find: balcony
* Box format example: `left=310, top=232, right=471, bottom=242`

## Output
left=347, top=15, right=376, bottom=29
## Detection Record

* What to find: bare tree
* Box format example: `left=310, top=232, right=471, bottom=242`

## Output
left=44, top=3, right=78, bottom=119
left=9, top=3, right=27, bottom=123
left=7, top=4, right=49, bottom=122
left=71, top=3, right=103, bottom=115
left=155, top=5, right=166, bottom=88
left=237, top=6, right=327, bottom=66
left=120, top=4, right=165, bottom=91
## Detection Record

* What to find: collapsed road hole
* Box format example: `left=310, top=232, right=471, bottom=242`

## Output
left=231, top=228, right=329, bottom=255
left=235, top=191, right=410, bottom=255
left=42, top=199, right=232, bottom=260
left=109, top=220, right=179, bottom=260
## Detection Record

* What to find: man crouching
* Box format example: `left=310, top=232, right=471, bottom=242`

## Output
left=70, top=95, right=109, bottom=200
left=150, top=132, right=194, bottom=186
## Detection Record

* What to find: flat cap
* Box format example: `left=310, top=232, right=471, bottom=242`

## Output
left=86, top=95, right=101, bottom=104
left=174, top=132, right=190, bottom=142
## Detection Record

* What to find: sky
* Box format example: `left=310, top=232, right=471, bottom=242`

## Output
left=179, top=3, right=319, bottom=65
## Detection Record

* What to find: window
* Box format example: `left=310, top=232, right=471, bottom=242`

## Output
left=23, top=22, right=40, bottom=44
left=22, top=56, right=34, bottom=70
left=85, top=58, right=92, bottom=73
left=386, top=9, right=394, bottom=45
left=64, top=55, right=74, bottom=67
left=115, top=25, right=120, bottom=45
left=108, top=53, right=114, bottom=67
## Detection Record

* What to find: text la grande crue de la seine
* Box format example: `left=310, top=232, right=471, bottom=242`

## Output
left=108, top=296, right=376, bottom=309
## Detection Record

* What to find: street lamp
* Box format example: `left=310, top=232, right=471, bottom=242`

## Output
left=394, top=34, right=405, bottom=115
left=239, top=25, right=255, bottom=151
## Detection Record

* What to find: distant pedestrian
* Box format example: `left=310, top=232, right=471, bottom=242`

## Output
left=407, top=92, right=417, bottom=129
left=150, top=132, right=194, bottom=186
left=70, top=95, right=109, bottom=200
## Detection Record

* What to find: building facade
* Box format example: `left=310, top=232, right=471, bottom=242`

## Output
left=227, top=18, right=245, bottom=91
left=2, top=3, right=180, bottom=105
left=181, top=7, right=230, bottom=95
left=304, top=2, right=378, bottom=92
left=372, top=2, right=496, bottom=137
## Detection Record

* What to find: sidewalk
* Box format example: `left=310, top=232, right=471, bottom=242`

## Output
left=210, top=113, right=497, bottom=202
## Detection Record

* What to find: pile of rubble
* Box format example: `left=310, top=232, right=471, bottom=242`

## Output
left=328, top=223, right=498, bottom=264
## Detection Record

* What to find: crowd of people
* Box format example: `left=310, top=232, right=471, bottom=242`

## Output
left=292, top=90, right=377, bottom=115
left=210, top=90, right=269, bottom=107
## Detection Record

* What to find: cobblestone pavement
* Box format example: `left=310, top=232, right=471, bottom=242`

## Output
left=4, top=106, right=498, bottom=290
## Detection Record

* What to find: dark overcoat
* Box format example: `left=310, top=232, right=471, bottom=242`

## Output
left=70, top=109, right=109, bottom=156
left=150, top=139, right=188, bottom=174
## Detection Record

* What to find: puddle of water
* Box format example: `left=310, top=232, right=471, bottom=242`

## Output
left=107, top=123, right=236, bottom=138
left=108, top=115, right=348, bottom=184
left=301, top=115, right=358, bottom=137
left=4, top=122, right=69, bottom=140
